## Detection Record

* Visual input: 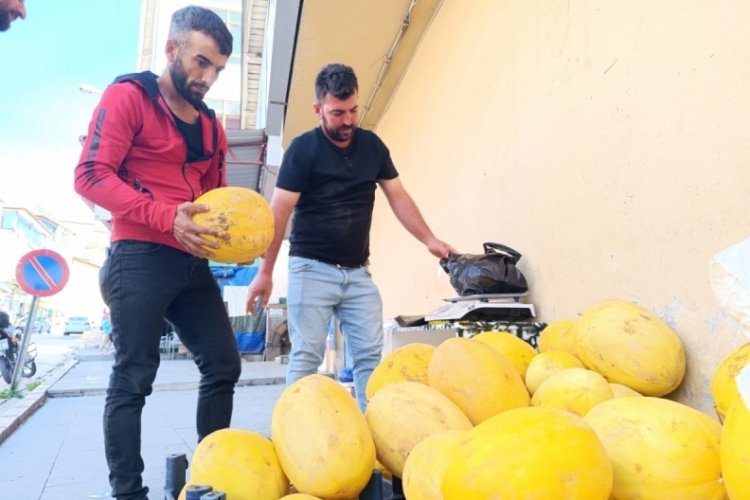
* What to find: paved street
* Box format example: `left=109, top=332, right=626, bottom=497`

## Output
left=0, top=335, right=289, bottom=500
left=1, top=329, right=83, bottom=395
left=32, top=331, right=84, bottom=372
left=3, top=383, right=286, bottom=499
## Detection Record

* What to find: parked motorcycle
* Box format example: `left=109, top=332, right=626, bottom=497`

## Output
left=0, top=324, right=37, bottom=384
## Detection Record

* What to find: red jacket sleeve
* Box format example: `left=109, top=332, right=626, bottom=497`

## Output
left=74, top=83, right=177, bottom=234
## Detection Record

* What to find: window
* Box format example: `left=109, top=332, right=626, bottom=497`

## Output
left=212, top=7, right=242, bottom=64
left=205, top=98, right=242, bottom=130
left=1, top=210, right=15, bottom=229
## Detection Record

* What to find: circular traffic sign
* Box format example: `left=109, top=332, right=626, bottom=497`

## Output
left=15, top=249, right=70, bottom=297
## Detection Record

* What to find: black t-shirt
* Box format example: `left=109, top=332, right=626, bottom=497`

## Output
left=172, top=113, right=203, bottom=161
left=277, top=127, right=399, bottom=267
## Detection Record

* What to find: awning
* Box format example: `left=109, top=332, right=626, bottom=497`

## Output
left=226, top=128, right=267, bottom=192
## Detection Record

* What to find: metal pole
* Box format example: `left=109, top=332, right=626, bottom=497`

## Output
left=10, top=295, right=38, bottom=391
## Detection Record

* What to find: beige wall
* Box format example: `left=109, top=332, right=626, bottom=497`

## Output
left=369, top=0, right=750, bottom=412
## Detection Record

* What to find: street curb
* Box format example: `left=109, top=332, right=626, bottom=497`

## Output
left=0, top=357, right=79, bottom=445
left=47, top=375, right=287, bottom=398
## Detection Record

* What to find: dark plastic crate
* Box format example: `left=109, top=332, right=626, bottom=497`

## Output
left=164, top=453, right=405, bottom=500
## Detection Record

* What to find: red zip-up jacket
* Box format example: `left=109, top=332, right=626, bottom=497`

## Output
left=74, top=71, right=227, bottom=252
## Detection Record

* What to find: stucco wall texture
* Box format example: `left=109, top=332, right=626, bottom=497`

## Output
left=367, top=0, right=750, bottom=412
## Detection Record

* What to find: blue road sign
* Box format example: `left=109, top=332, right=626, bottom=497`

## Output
left=15, top=249, right=70, bottom=297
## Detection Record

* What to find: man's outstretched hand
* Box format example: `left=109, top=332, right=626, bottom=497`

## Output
left=427, top=236, right=457, bottom=260
left=246, top=272, right=273, bottom=315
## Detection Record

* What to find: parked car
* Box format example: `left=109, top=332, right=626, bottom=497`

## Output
left=63, top=316, right=91, bottom=335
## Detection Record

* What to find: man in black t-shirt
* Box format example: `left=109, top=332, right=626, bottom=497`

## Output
left=246, top=63, right=454, bottom=410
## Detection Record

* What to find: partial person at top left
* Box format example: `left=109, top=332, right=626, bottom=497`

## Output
left=0, top=0, right=27, bottom=32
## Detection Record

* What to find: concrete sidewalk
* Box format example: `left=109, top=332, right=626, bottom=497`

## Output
left=0, top=350, right=289, bottom=500
left=49, top=355, right=286, bottom=397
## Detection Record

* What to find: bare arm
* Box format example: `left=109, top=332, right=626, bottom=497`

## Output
left=245, top=187, right=300, bottom=313
left=379, top=177, right=456, bottom=259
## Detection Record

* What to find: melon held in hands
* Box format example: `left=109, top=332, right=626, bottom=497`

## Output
left=192, top=186, right=274, bottom=264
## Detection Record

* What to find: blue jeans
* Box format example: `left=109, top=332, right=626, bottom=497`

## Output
left=99, top=241, right=241, bottom=500
left=286, top=256, right=384, bottom=411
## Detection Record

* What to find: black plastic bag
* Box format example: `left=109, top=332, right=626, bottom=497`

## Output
left=440, top=242, right=529, bottom=296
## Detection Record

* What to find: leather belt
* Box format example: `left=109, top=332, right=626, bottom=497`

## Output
left=335, top=263, right=363, bottom=270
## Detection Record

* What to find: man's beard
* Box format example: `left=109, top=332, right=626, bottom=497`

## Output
left=322, top=116, right=355, bottom=143
left=170, top=57, right=208, bottom=108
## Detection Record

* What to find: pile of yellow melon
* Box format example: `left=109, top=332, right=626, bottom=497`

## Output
left=177, top=298, right=750, bottom=499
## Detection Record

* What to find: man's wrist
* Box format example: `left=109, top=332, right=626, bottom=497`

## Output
left=258, top=265, right=274, bottom=277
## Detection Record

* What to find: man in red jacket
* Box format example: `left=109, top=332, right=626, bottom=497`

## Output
left=74, top=7, right=240, bottom=500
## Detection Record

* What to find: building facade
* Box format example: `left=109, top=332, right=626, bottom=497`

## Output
left=0, top=205, right=108, bottom=329
left=137, top=0, right=245, bottom=130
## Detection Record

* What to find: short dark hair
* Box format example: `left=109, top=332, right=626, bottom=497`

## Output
left=315, top=63, right=358, bottom=102
left=169, top=6, right=233, bottom=56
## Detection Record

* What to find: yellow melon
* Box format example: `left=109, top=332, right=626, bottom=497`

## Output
left=721, top=392, right=750, bottom=499
left=364, top=381, right=472, bottom=478
left=531, top=367, right=614, bottom=417
left=365, top=343, right=435, bottom=400
left=280, top=494, right=323, bottom=500
left=442, top=406, right=613, bottom=499
left=402, top=430, right=465, bottom=500
left=271, top=374, right=375, bottom=499
left=711, top=342, right=750, bottom=421
left=584, top=397, right=725, bottom=499
left=537, top=318, right=578, bottom=354
left=574, top=300, right=686, bottom=396
left=471, top=330, right=537, bottom=378
left=609, top=383, right=643, bottom=398
left=428, top=337, right=530, bottom=425
left=524, top=350, right=584, bottom=395
left=180, top=428, right=288, bottom=500
left=192, top=186, right=274, bottom=264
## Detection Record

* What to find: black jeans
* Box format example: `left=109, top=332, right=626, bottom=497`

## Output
left=99, top=241, right=241, bottom=500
